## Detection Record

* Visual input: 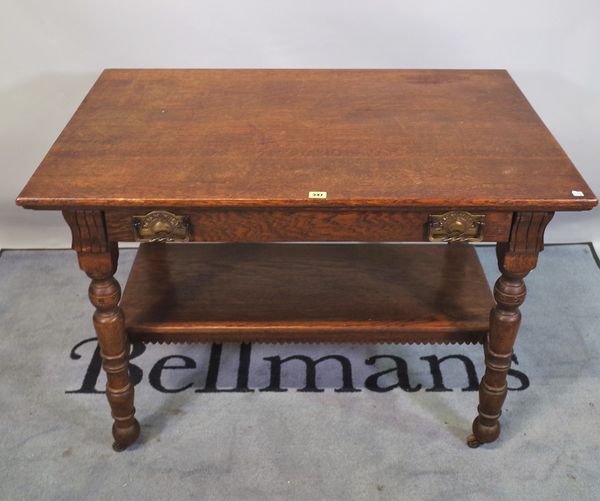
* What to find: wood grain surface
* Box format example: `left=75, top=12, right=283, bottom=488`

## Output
left=16, top=69, right=596, bottom=211
left=105, top=208, right=513, bottom=242
left=120, top=242, right=494, bottom=344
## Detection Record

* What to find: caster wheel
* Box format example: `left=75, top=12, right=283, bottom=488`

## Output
left=112, top=442, right=127, bottom=452
left=466, top=434, right=482, bottom=449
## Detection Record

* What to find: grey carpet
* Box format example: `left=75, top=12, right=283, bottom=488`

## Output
left=0, top=244, right=599, bottom=501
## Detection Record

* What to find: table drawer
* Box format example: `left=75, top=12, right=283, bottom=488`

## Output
left=105, top=208, right=513, bottom=243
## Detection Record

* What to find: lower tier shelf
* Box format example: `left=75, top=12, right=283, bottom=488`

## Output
left=120, top=243, right=494, bottom=344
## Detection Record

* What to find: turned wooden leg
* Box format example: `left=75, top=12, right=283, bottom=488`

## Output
left=468, top=268, right=527, bottom=447
left=85, top=250, right=140, bottom=451
left=468, top=211, right=553, bottom=448
left=64, top=210, right=140, bottom=451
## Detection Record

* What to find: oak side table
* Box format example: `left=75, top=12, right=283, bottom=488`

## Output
left=17, top=69, right=597, bottom=451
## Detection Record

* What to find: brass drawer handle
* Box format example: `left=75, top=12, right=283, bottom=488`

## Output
left=133, top=211, right=190, bottom=242
left=428, top=211, right=485, bottom=242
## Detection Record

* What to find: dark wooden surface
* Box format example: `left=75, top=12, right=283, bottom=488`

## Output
left=120, top=242, right=493, bottom=344
left=17, top=69, right=596, bottom=211
left=105, top=208, right=513, bottom=242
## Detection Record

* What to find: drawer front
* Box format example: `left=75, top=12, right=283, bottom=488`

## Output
left=105, top=208, right=513, bottom=243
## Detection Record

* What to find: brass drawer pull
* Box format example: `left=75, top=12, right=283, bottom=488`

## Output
left=428, top=211, right=485, bottom=242
left=133, top=211, right=190, bottom=242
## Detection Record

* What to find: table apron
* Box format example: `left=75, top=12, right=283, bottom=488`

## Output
left=104, top=208, right=513, bottom=243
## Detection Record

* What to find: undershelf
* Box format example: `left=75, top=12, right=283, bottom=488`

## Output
left=120, top=243, right=493, bottom=344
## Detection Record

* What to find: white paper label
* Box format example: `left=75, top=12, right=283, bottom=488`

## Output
left=572, top=190, right=584, bottom=197
left=308, top=191, right=327, bottom=199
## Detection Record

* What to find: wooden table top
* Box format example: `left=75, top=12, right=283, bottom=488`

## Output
left=17, top=69, right=596, bottom=211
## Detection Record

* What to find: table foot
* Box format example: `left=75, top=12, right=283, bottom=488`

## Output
left=111, top=418, right=140, bottom=452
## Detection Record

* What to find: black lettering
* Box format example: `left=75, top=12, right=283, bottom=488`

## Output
left=128, top=342, right=145, bottom=386
left=260, top=355, right=360, bottom=393
left=66, top=337, right=145, bottom=394
left=364, top=355, right=421, bottom=392
left=66, top=338, right=102, bottom=394
left=507, top=353, right=529, bottom=391
left=196, top=343, right=255, bottom=393
left=421, top=354, right=479, bottom=392
left=149, top=355, right=196, bottom=393
left=234, top=343, right=253, bottom=392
